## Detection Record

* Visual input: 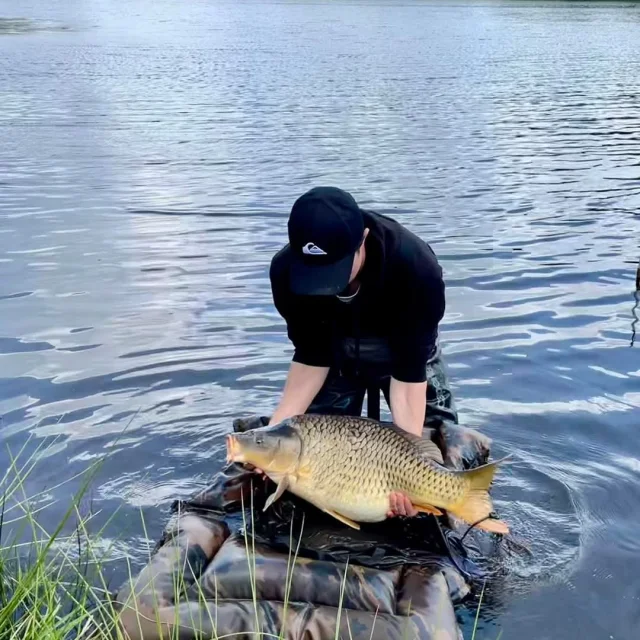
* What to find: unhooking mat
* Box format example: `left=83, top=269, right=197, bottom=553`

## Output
left=105, top=417, right=505, bottom=640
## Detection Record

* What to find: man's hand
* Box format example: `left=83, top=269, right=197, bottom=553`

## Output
left=243, top=463, right=267, bottom=479
left=387, top=491, right=418, bottom=518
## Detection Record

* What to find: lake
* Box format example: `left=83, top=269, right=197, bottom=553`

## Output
left=1, top=0, right=639, bottom=637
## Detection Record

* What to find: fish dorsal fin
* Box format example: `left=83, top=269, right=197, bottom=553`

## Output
left=412, top=437, right=445, bottom=465
left=384, top=424, right=444, bottom=465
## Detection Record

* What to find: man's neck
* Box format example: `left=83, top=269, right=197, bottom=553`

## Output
left=336, top=281, right=361, bottom=303
left=336, top=239, right=367, bottom=302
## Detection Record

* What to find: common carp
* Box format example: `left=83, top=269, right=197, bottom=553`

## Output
left=226, top=414, right=509, bottom=534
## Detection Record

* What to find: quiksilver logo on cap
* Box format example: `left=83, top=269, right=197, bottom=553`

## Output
left=302, top=242, right=327, bottom=256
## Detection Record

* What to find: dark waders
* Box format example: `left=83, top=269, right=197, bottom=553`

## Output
left=305, top=337, right=458, bottom=426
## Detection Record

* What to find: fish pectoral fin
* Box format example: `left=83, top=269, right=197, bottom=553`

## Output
left=295, top=461, right=313, bottom=480
left=323, top=508, right=361, bottom=530
left=413, top=504, right=443, bottom=516
left=447, top=489, right=510, bottom=535
left=263, top=476, right=289, bottom=511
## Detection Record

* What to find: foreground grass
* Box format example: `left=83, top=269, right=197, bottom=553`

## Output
left=0, top=435, right=336, bottom=640
left=0, top=435, right=126, bottom=640
left=0, top=434, right=494, bottom=640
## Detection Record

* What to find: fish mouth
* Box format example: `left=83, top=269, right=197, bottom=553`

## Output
left=226, top=434, right=238, bottom=464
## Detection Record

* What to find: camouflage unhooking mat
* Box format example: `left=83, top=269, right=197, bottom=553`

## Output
left=104, top=416, right=504, bottom=640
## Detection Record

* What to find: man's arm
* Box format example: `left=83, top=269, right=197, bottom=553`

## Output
left=387, top=377, right=427, bottom=517
left=268, top=250, right=333, bottom=426
left=385, top=250, right=444, bottom=516
left=388, top=247, right=445, bottom=439
left=269, top=361, right=329, bottom=425
left=388, top=378, right=427, bottom=437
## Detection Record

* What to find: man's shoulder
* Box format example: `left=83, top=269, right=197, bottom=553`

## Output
left=269, top=244, right=292, bottom=282
left=365, top=210, right=442, bottom=283
left=396, top=229, right=442, bottom=280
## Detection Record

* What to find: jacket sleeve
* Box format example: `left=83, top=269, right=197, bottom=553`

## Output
left=270, top=256, right=334, bottom=368
left=388, top=258, right=445, bottom=384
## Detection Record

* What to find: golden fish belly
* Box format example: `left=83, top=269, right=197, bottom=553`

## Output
left=289, top=476, right=391, bottom=522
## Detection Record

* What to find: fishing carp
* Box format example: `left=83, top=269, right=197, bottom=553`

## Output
left=226, top=414, right=509, bottom=534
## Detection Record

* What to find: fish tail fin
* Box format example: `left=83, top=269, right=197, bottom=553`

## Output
left=460, top=454, right=513, bottom=491
left=448, top=490, right=510, bottom=535
left=465, top=458, right=502, bottom=491
left=448, top=457, right=511, bottom=535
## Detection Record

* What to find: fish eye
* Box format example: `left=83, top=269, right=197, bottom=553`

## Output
left=255, top=435, right=264, bottom=445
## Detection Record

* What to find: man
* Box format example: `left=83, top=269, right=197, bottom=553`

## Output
left=267, top=186, right=457, bottom=517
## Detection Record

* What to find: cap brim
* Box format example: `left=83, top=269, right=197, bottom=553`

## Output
left=290, top=252, right=355, bottom=296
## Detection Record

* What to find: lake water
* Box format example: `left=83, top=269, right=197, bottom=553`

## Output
left=1, top=0, right=639, bottom=637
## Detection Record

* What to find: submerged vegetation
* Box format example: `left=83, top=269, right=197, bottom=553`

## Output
left=0, top=434, right=494, bottom=640
left=0, top=18, right=71, bottom=35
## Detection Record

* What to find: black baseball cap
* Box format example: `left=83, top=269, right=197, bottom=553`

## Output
left=287, top=187, right=365, bottom=295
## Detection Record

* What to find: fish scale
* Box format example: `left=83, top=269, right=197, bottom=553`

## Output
left=291, top=415, right=466, bottom=517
